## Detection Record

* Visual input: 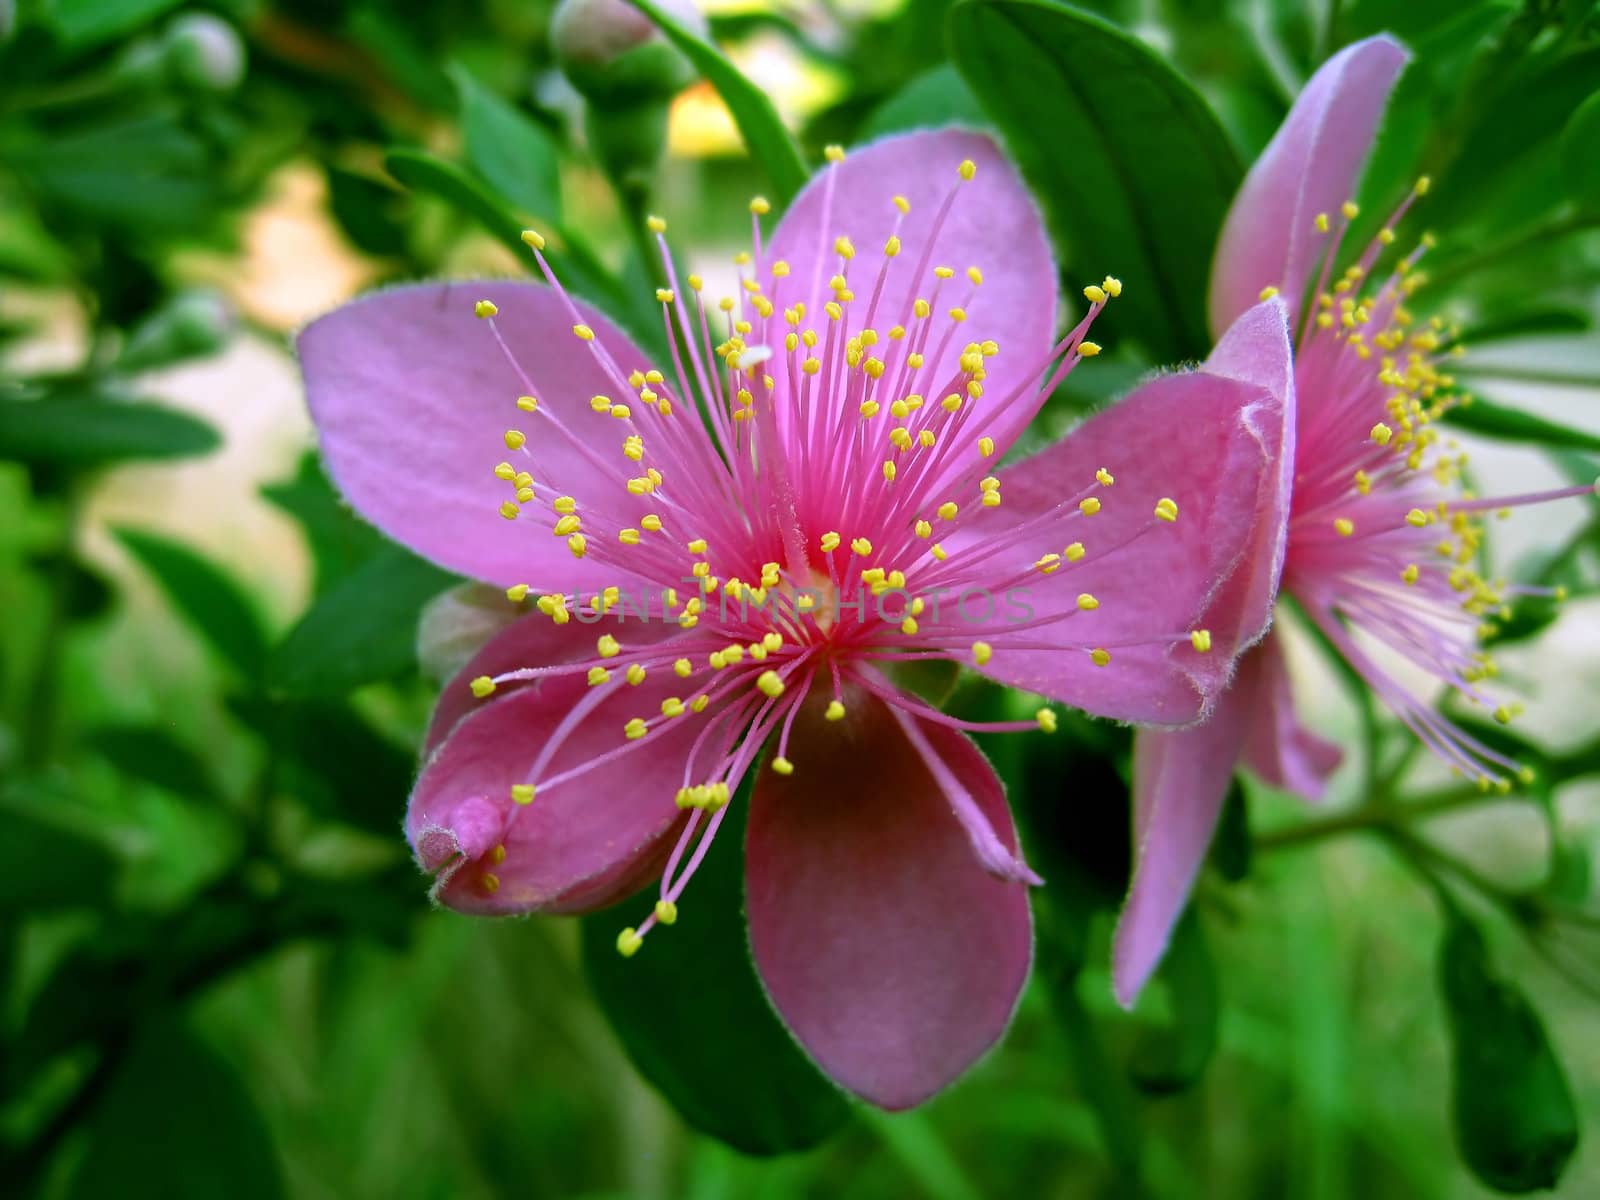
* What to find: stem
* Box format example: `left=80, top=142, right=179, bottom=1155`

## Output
left=1255, top=783, right=1520, bottom=851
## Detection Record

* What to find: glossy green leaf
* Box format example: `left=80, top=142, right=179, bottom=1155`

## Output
left=1559, top=90, right=1600, bottom=212
left=1442, top=395, right=1600, bottom=454
left=0, top=797, right=118, bottom=912
left=51, top=0, right=183, bottom=50
left=1128, top=907, right=1219, bottom=1093
left=949, top=0, right=1242, bottom=361
left=69, top=1018, right=285, bottom=1200
left=580, top=792, right=852, bottom=1155
left=115, top=527, right=268, bottom=680
left=325, top=166, right=409, bottom=258
left=87, top=724, right=217, bottom=803
left=1453, top=307, right=1591, bottom=346
left=452, top=65, right=564, bottom=222
left=0, top=396, right=220, bottom=465
left=861, top=64, right=987, bottom=140
left=270, top=545, right=456, bottom=696
left=1210, top=775, right=1251, bottom=882
left=1439, top=915, right=1579, bottom=1193
left=626, top=0, right=809, bottom=206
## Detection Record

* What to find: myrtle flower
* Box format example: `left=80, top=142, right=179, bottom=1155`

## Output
left=298, top=130, right=1292, bottom=1107
left=1113, top=36, right=1599, bottom=1005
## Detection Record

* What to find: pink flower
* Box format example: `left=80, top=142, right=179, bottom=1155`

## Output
left=1113, top=36, right=1599, bottom=1005
left=298, top=130, right=1292, bottom=1108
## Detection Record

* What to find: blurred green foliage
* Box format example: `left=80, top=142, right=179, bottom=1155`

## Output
left=3, top=0, right=1600, bottom=1197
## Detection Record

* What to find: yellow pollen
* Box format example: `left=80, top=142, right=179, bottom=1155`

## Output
left=825, top=700, right=846, bottom=721
left=1402, top=564, right=1420, bottom=585
left=851, top=536, right=873, bottom=556
left=1064, top=542, right=1085, bottom=561
left=494, top=462, right=515, bottom=480
left=503, top=430, right=526, bottom=450
left=1083, top=285, right=1107, bottom=304
left=1259, top=286, right=1279, bottom=300
left=1334, top=518, right=1355, bottom=537
left=655, top=288, right=674, bottom=303
left=626, top=664, right=647, bottom=686
left=1190, top=630, right=1213, bottom=653
left=623, top=717, right=648, bottom=741
left=573, top=324, right=595, bottom=341
left=824, top=144, right=845, bottom=162
left=1091, top=648, right=1111, bottom=667
left=820, top=531, right=841, bottom=553
left=616, top=927, right=642, bottom=957
left=972, top=641, right=993, bottom=666
left=587, top=666, right=610, bottom=686
left=597, top=634, right=621, bottom=658
left=756, top=670, right=785, bottom=698
left=520, top=229, right=545, bottom=250
left=1406, top=508, right=1431, bottom=527
left=1371, top=422, right=1393, bottom=445
left=517, top=395, right=538, bottom=412
left=978, top=436, right=995, bottom=457
left=1077, top=593, right=1099, bottom=611
left=1102, top=276, right=1122, bottom=297
left=1096, top=467, right=1114, bottom=487
left=506, top=583, right=530, bottom=602
left=646, top=215, right=667, bottom=233
left=474, top=300, right=498, bottom=318
left=1036, top=708, right=1058, bottom=733
left=893, top=194, right=910, bottom=213
left=469, top=676, right=496, bottom=698
left=1080, top=497, right=1101, bottom=516
left=511, top=784, right=535, bottom=805
left=661, top=697, right=685, bottom=718
left=1341, top=200, right=1360, bottom=220
left=481, top=872, right=500, bottom=892
left=772, top=756, right=795, bottom=776
left=958, top=158, right=977, bottom=181
left=930, top=543, right=947, bottom=561
left=1078, top=341, right=1101, bottom=357
left=938, top=501, right=958, bottom=520
left=1315, top=212, right=1330, bottom=233
left=641, top=514, right=663, bottom=532
left=498, top=501, right=519, bottom=520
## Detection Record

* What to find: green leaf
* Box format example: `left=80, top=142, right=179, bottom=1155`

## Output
left=0, top=796, right=118, bottom=912
left=1559, top=90, right=1600, bottom=212
left=861, top=64, right=987, bottom=140
left=69, top=1017, right=285, bottom=1200
left=1442, top=395, right=1600, bottom=454
left=1210, top=776, right=1251, bottom=882
left=949, top=0, right=1242, bottom=361
left=626, top=0, right=809, bottom=206
left=50, top=0, right=183, bottom=50
left=580, top=791, right=852, bottom=1155
left=115, top=527, right=268, bottom=680
left=269, top=545, right=456, bottom=696
left=452, top=65, right=564, bottom=223
left=86, top=724, right=216, bottom=803
left=1439, top=915, right=1579, bottom=1193
left=260, top=453, right=389, bottom=597
left=0, top=396, right=220, bottom=465
left=1127, top=907, right=1219, bottom=1093
left=226, top=696, right=415, bottom=836
left=1452, top=307, right=1591, bottom=346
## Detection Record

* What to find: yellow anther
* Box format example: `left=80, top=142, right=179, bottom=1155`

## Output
left=1493, top=705, right=1513, bottom=725
left=756, top=670, right=785, bottom=698
left=1036, top=553, right=1062, bottom=574
left=1096, top=467, right=1114, bottom=487
left=469, top=676, right=496, bottom=698
left=834, top=235, right=856, bottom=260
left=1334, top=518, right=1355, bottom=537
left=900, top=616, right=918, bottom=635
left=474, top=300, right=498, bottom=318
left=505, top=583, right=530, bottom=603
left=1101, top=276, right=1122, bottom=297
left=626, top=663, right=647, bottom=686
left=978, top=436, right=995, bottom=457
left=516, top=395, right=538, bottom=412
left=646, top=215, right=667, bottom=233
left=919, top=430, right=936, bottom=448
left=972, top=641, right=993, bottom=666
left=623, top=717, right=649, bottom=741
left=893, top=194, right=910, bottom=214
left=935, top=266, right=955, bottom=279
left=660, top=697, right=685, bottom=718
left=820, top=531, right=841, bottom=553
left=510, top=783, right=536, bottom=805
left=1315, top=212, right=1330, bottom=233
left=567, top=533, right=587, bottom=557
left=1415, top=175, right=1432, bottom=195
left=914, top=298, right=931, bottom=319
left=573, top=324, right=595, bottom=341
left=617, top=927, right=643, bottom=957
left=640, top=514, right=663, bottom=533
left=982, top=491, right=1002, bottom=508
left=552, top=514, right=581, bottom=537
left=498, top=500, right=518, bottom=520
left=503, top=430, right=526, bottom=450
left=1079, top=497, right=1101, bottom=516
left=825, top=699, right=846, bottom=721
left=655, top=288, right=675, bottom=304
left=1259, top=286, right=1279, bottom=301
left=521, top=228, right=546, bottom=250
left=931, top=543, right=948, bottom=561
left=937, top=501, right=959, bottom=520
left=1154, top=497, right=1179, bottom=523
left=686, top=537, right=708, bottom=555
left=1065, top=542, right=1085, bottom=561
left=494, top=461, right=516, bottom=480
left=949, top=307, right=967, bottom=322
left=1371, top=422, right=1393, bottom=445
left=1078, top=341, right=1101, bottom=357
left=824, top=144, right=846, bottom=162
left=958, top=158, right=977, bottom=181
left=597, top=634, right=621, bottom=658
left=1402, top=564, right=1420, bottom=585
left=1036, top=708, right=1058, bottom=733
left=749, top=195, right=772, bottom=215
left=1083, top=285, right=1107, bottom=304
left=590, top=395, right=612, bottom=413
left=884, top=235, right=902, bottom=257
left=1190, top=629, right=1213, bottom=653
left=1077, top=593, right=1099, bottom=611
left=1341, top=200, right=1360, bottom=220
left=1090, top=648, right=1111, bottom=667
left=851, top=536, right=873, bottom=556
left=802, top=356, right=821, bottom=375
left=587, top=666, right=610, bottom=686
left=1406, top=508, right=1430, bottom=527
left=480, top=872, right=501, bottom=893
left=772, top=756, right=795, bottom=776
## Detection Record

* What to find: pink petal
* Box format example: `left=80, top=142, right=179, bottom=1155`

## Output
left=1208, top=35, right=1410, bottom=335
left=764, top=130, right=1056, bottom=476
left=745, top=691, right=1032, bottom=1109
left=407, top=617, right=697, bottom=916
left=1239, top=634, right=1343, bottom=799
left=298, top=281, right=661, bottom=593
left=1112, top=666, right=1257, bottom=1007
left=972, top=311, right=1292, bottom=725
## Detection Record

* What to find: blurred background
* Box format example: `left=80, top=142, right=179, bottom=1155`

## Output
left=2, top=0, right=1598, bottom=1196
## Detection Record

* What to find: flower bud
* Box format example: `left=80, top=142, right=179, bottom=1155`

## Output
left=550, top=0, right=700, bottom=104
left=163, top=13, right=247, bottom=92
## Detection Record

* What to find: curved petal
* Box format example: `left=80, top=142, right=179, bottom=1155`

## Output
left=1112, top=665, right=1257, bottom=1007
left=967, top=314, right=1291, bottom=725
left=745, top=691, right=1032, bottom=1109
left=1208, top=35, right=1410, bottom=335
left=298, top=281, right=662, bottom=593
left=407, top=616, right=699, bottom=916
left=765, top=129, right=1057, bottom=472
left=1239, top=633, right=1343, bottom=799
